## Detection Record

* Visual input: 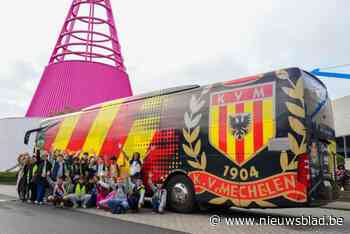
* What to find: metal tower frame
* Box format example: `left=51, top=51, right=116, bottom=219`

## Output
left=49, top=0, right=125, bottom=70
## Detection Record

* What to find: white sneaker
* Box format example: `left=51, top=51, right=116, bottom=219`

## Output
left=39, top=202, right=43, bottom=205
left=34, top=201, right=38, bottom=205
left=82, top=205, right=87, bottom=209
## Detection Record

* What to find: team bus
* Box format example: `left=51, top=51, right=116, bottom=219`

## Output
left=25, top=67, right=338, bottom=213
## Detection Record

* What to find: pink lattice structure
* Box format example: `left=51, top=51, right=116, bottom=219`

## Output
left=26, top=0, right=132, bottom=117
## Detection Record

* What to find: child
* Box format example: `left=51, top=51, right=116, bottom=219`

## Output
left=96, top=158, right=107, bottom=177
left=96, top=176, right=110, bottom=209
left=48, top=177, right=66, bottom=207
left=148, top=173, right=167, bottom=214
left=17, top=154, right=30, bottom=202
left=71, top=157, right=81, bottom=182
left=66, top=176, right=91, bottom=208
left=28, top=156, right=38, bottom=203
left=99, top=176, right=129, bottom=214
left=127, top=176, right=145, bottom=212
left=86, top=176, right=98, bottom=207
left=88, top=157, right=97, bottom=178
left=51, top=154, right=66, bottom=181
left=129, top=152, right=142, bottom=178
left=119, top=145, right=156, bottom=177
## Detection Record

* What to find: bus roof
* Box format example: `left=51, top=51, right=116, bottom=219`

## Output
left=40, top=84, right=200, bottom=123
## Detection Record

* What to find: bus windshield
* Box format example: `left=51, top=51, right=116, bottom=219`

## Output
left=303, top=72, right=334, bottom=137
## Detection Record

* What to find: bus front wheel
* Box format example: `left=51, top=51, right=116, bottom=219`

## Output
left=166, top=174, right=196, bottom=213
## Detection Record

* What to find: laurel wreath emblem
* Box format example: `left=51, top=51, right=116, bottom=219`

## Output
left=276, top=69, right=307, bottom=173
left=182, top=87, right=211, bottom=170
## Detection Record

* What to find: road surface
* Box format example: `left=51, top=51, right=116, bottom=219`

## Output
left=0, top=194, right=349, bottom=234
left=0, top=194, right=185, bottom=234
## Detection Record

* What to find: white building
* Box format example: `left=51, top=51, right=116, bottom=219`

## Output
left=332, top=96, right=350, bottom=169
left=0, top=117, right=43, bottom=171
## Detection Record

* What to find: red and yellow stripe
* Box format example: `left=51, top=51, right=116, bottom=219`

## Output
left=42, top=96, right=163, bottom=167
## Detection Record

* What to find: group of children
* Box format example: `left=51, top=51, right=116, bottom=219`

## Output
left=16, top=147, right=167, bottom=214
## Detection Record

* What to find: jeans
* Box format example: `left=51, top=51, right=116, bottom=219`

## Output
left=128, top=195, right=140, bottom=211
left=29, top=182, right=37, bottom=202
left=107, top=199, right=129, bottom=214
left=67, top=194, right=92, bottom=207
left=36, top=183, right=45, bottom=203
left=151, top=190, right=167, bottom=213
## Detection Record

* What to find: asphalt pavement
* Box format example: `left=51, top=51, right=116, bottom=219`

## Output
left=1, top=186, right=350, bottom=234
left=0, top=194, right=186, bottom=234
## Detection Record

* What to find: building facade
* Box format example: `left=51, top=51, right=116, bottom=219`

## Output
left=332, top=95, right=350, bottom=169
left=0, top=118, right=43, bottom=171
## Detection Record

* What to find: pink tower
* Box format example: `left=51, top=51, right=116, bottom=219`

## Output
left=26, top=0, right=133, bottom=117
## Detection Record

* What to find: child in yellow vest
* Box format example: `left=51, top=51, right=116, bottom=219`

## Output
left=66, top=176, right=91, bottom=208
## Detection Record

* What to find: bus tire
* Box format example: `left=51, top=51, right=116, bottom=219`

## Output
left=166, top=174, right=196, bottom=213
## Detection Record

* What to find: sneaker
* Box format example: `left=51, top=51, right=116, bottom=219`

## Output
left=60, top=202, right=64, bottom=208
left=73, top=204, right=79, bottom=209
left=34, top=201, right=39, bottom=205
left=39, top=202, right=43, bottom=205
left=82, top=205, right=87, bottom=209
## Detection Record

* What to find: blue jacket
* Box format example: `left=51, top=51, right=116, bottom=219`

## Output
left=51, top=161, right=65, bottom=180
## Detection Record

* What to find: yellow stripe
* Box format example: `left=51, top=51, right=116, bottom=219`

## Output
left=52, top=114, right=81, bottom=150
left=209, top=105, right=219, bottom=148
left=226, top=104, right=236, bottom=159
left=262, top=98, right=274, bottom=144
left=244, top=101, right=254, bottom=159
left=82, top=104, right=121, bottom=155
left=120, top=96, right=162, bottom=176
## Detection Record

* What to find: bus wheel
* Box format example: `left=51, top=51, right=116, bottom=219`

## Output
left=166, top=174, right=196, bottom=213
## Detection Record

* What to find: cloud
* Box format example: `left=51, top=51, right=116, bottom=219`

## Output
left=1, top=0, right=350, bottom=118
left=0, top=61, right=40, bottom=117
left=130, top=54, right=251, bottom=94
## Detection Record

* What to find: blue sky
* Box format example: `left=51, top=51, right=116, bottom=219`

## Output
left=1, top=0, right=350, bottom=118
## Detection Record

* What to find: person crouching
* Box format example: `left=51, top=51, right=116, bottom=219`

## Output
left=105, top=177, right=129, bottom=214
left=128, top=177, right=145, bottom=212
left=148, top=173, right=167, bottom=214
left=48, top=176, right=65, bottom=207
left=66, top=176, right=91, bottom=208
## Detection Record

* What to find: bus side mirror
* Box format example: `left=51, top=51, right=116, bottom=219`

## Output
left=24, top=131, right=31, bottom=145
left=24, top=127, right=45, bottom=145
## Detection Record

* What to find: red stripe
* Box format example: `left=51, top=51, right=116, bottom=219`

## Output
left=235, top=103, right=244, bottom=164
left=219, top=106, right=227, bottom=152
left=43, top=123, right=61, bottom=151
left=142, top=129, right=177, bottom=185
left=66, top=111, right=99, bottom=151
left=223, top=75, right=259, bottom=86
left=253, top=100, right=263, bottom=152
left=99, top=101, right=143, bottom=158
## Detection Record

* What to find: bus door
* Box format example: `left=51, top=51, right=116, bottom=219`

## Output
left=303, top=72, right=337, bottom=203
left=307, top=124, right=337, bottom=202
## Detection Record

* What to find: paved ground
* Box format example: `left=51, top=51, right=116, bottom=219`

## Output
left=1, top=185, right=350, bottom=234
left=0, top=194, right=185, bottom=234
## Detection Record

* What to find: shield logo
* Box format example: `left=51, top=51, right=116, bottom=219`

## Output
left=209, top=82, right=276, bottom=166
